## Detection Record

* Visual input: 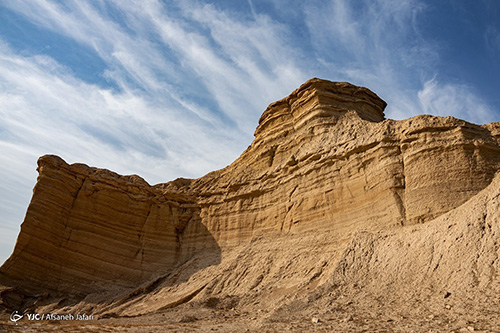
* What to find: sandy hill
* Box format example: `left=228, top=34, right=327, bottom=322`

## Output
left=0, top=78, right=499, bottom=332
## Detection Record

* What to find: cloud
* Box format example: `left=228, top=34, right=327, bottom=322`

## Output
left=108, top=0, right=307, bottom=133
left=418, top=78, right=496, bottom=125
left=301, top=0, right=500, bottom=124
left=302, top=0, right=434, bottom=117
left=485, top=25, right=500, bottom=54
left=304, top=0, right=431, bottom=67
left=3, top=0, right=307, bottom=130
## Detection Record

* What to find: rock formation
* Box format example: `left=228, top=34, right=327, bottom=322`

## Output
left=1, top=78, right=499, bottom=331
left=0, top=155, right=218, bottom=297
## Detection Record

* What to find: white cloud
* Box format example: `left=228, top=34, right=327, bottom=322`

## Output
left=303, top=0, right=431, bottom=118
left=0, top=39, right=246, bottom=178
left=301, top=0, right=500, bottom=125
left=418, top=78, right=496, bottom=125
left=110, top=0, right=306, bottom=133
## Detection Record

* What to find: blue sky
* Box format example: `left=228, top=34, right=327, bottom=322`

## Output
left=1, top=0, right=499, bottom=264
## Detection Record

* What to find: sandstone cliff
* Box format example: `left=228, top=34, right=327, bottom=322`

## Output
left=1, top=78, right=499, bottom=331
left=0, top=155, right=218, bottom=297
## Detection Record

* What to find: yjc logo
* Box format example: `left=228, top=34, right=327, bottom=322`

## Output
left=10, top=311, right=23, bottom=325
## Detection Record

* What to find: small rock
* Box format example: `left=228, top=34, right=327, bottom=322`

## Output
left=179, top=315, right=197, bottom=323
left=428, top=314, right=435, bottom=320
left=445, top=304, right=451, bottom=310
left=467, top=326, right=475, bottom=331
left=343, top=315, right=353, bottom=322
left=311, top=317, right=321, bottom=324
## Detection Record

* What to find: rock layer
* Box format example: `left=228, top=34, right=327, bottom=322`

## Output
left=1, top=78, right=500, bottom=314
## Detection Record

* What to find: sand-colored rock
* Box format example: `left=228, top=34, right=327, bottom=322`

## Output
left=0, top=78, right=499, bottom=331
left=0, top=155, right=219, bottom=297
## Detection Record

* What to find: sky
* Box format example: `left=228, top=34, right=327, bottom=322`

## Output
left=1, top=0, right=499, bottom=264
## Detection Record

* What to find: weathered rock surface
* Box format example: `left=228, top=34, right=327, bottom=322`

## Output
left=1, top=78, right=499, bottom=331
left=0, top=155, right=219, bottom=297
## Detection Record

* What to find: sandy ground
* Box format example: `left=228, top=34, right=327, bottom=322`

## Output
left=1, top=294, right=496, bottom=332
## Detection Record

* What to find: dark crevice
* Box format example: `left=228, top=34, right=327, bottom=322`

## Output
left=393, top=145, right=407, bottom=225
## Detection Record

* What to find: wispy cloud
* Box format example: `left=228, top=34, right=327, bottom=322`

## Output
left=303, top=0, right=460, bottom=120
left=0, top=41, right=228, bottom=178
left=110, top=0, right=306, bottom=132
left=485, top=25, right=500, bottom=54
left=418, top=77, right=496, bottom=124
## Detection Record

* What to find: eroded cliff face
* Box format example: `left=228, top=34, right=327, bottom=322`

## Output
left=0, top=155, right=219, bottom=297
left=163, top=78, right=500, bottom=244
left=1, top=78, right=500, bottom=312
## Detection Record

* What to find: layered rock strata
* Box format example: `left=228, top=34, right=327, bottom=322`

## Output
left=0, top=156, right=219, bottom=296
left=164, top=79, right=500, bottom=242
left=1, top=78, right=500, bottom=301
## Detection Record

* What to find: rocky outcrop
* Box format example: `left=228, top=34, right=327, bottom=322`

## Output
left=166, top=79, right=500, bottom=244
left=1, top=78, right=500, bottom=321
left=0, top=156, right=219, bottom=297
